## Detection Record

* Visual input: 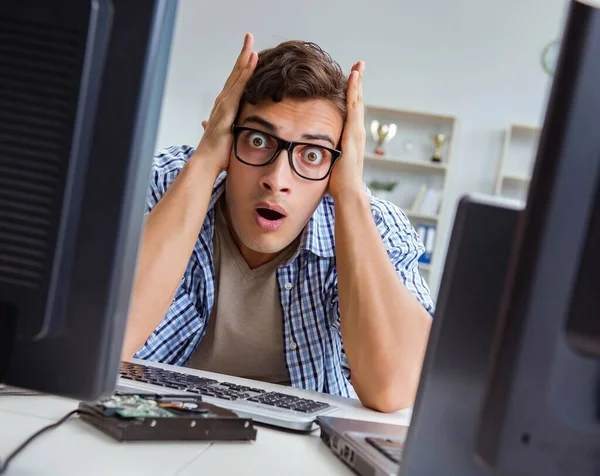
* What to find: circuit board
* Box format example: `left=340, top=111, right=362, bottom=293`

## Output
left=101, top=394, right=177, bottom=419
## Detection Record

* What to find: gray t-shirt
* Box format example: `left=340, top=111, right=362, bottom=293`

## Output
left=187, top=198, right=298, bottom=384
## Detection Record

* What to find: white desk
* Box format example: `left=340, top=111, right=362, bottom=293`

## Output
left=0, top=366, right=411, bottom=476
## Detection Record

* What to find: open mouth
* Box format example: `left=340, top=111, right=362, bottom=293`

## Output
left=256, top=207, right=285, bottom=221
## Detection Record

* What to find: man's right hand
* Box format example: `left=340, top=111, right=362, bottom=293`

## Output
left=194, top=33, right=258, bottom=175
left=121, top=35, right=257, bottom=361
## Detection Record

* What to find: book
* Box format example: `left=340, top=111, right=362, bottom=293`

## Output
left=411, top=185, right=428, bottom=213
left=419, top=188, right=441, bottom=216
left=424, top=226, right=436, bottom=263
left=417, top=225, right=436, bottom=264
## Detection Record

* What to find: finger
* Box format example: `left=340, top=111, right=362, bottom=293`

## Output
left=356, top=61, right=365, bottom=125
left=229, top=33, right=254, bottom=81
left=221, top=34, right=253, bottom=98
left=227, top=51, right=258, bottom=100
left=341, top=70, right=359, bottom=143
left=346, top=70, right=359, bottom=112
left=220, top=45, right=257, bottom=107
left=352, top=62, right=364, bottom=100
left=221, top=33, right=255, bottom=97
left=344, top=68, right=365, bottom=137
left=348, top=62, right=364, bottom=109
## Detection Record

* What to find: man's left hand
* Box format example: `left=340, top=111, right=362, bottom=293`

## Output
left=329, top=61, right=367, bottom=201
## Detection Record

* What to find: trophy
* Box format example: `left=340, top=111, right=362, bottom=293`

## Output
left=431, top=134, right=447, bottom=163
left=370, top=120, right=397, bottom=156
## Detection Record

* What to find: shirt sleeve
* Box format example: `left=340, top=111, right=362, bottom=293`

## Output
left=145, top=145, right=196, bottom=215
left=133, top=145, right=203, bottom=364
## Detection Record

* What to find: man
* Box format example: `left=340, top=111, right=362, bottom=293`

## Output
left=123, top=34, right=434, bottom=413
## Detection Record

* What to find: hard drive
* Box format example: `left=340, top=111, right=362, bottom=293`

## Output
left=78, top=393, right=257, bottom=442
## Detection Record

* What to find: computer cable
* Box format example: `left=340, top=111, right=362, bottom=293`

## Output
left=0, top=409, right=90, bottom=474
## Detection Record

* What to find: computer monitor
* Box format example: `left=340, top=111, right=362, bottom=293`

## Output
left=0, top=0, right=177, bottom=400
left=400, top=0, right=599, bottom=474
left=475, top=0, right=600, bottom=474
left=398, top=195, right=523, bottom=476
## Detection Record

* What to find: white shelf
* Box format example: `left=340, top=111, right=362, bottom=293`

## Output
left=495, top=123, right=539, bottom=202
left=511, top=124, right=540, bottom=135
left=405, top=211, right=439, bottom=222
left=365, top=104, right=456, bottom=123
left=363, top=104, right=459, bottom=300
left=502, top=174, right=530, bottom=184
left=364, top=154, right=447, bottom=173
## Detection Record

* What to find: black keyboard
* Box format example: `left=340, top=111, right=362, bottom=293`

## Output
left=366, top=436, right=404, bottom=464
left=119, top=362, right=331, bottom=414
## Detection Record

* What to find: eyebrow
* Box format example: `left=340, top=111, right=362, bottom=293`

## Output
left=243, top=115, right=277, bottom=133
left=242, top=115, right=336, bottom=148
left=300, top=133, right=335, bottom=147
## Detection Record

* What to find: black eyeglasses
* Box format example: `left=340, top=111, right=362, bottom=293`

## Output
left=231, top=125, right=341, bottom=181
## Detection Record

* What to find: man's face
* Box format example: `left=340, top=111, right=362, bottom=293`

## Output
left=224, top=98, right=343, bottom=268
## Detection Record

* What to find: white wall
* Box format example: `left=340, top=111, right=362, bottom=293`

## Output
left=154, top=0, right=569, bottom=296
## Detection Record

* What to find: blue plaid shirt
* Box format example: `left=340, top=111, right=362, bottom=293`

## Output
left=135, top=145, right=435, bottom=398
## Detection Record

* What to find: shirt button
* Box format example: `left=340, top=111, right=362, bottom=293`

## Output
left=289, top=342, right=297, bottom=350
left=284, top=282, right=293, bottom=290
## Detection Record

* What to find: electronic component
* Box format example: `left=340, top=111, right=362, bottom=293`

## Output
left=78, top=393, right=257, bottom=442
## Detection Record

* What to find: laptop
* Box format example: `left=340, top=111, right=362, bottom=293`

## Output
left=317, top=194, right=523, bottom=476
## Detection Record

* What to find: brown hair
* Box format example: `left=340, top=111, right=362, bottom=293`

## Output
left=241, top=40, right=348, bottom=121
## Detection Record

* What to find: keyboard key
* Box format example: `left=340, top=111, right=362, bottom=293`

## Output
left=274, top=403, right=292, bottom=409
left=188, top=377, right=218, bottom=386
left=246, top=393, right=330, bottom=414
left=162, top=378, right=187, bottom=386
left=185, top=388, right=203, bottom=394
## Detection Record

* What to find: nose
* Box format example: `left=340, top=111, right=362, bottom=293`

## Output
left=260, top=150, right=293, bottom=194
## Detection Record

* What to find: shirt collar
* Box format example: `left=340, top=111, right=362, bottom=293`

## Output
left=207, top=173, right=336, bottom=260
